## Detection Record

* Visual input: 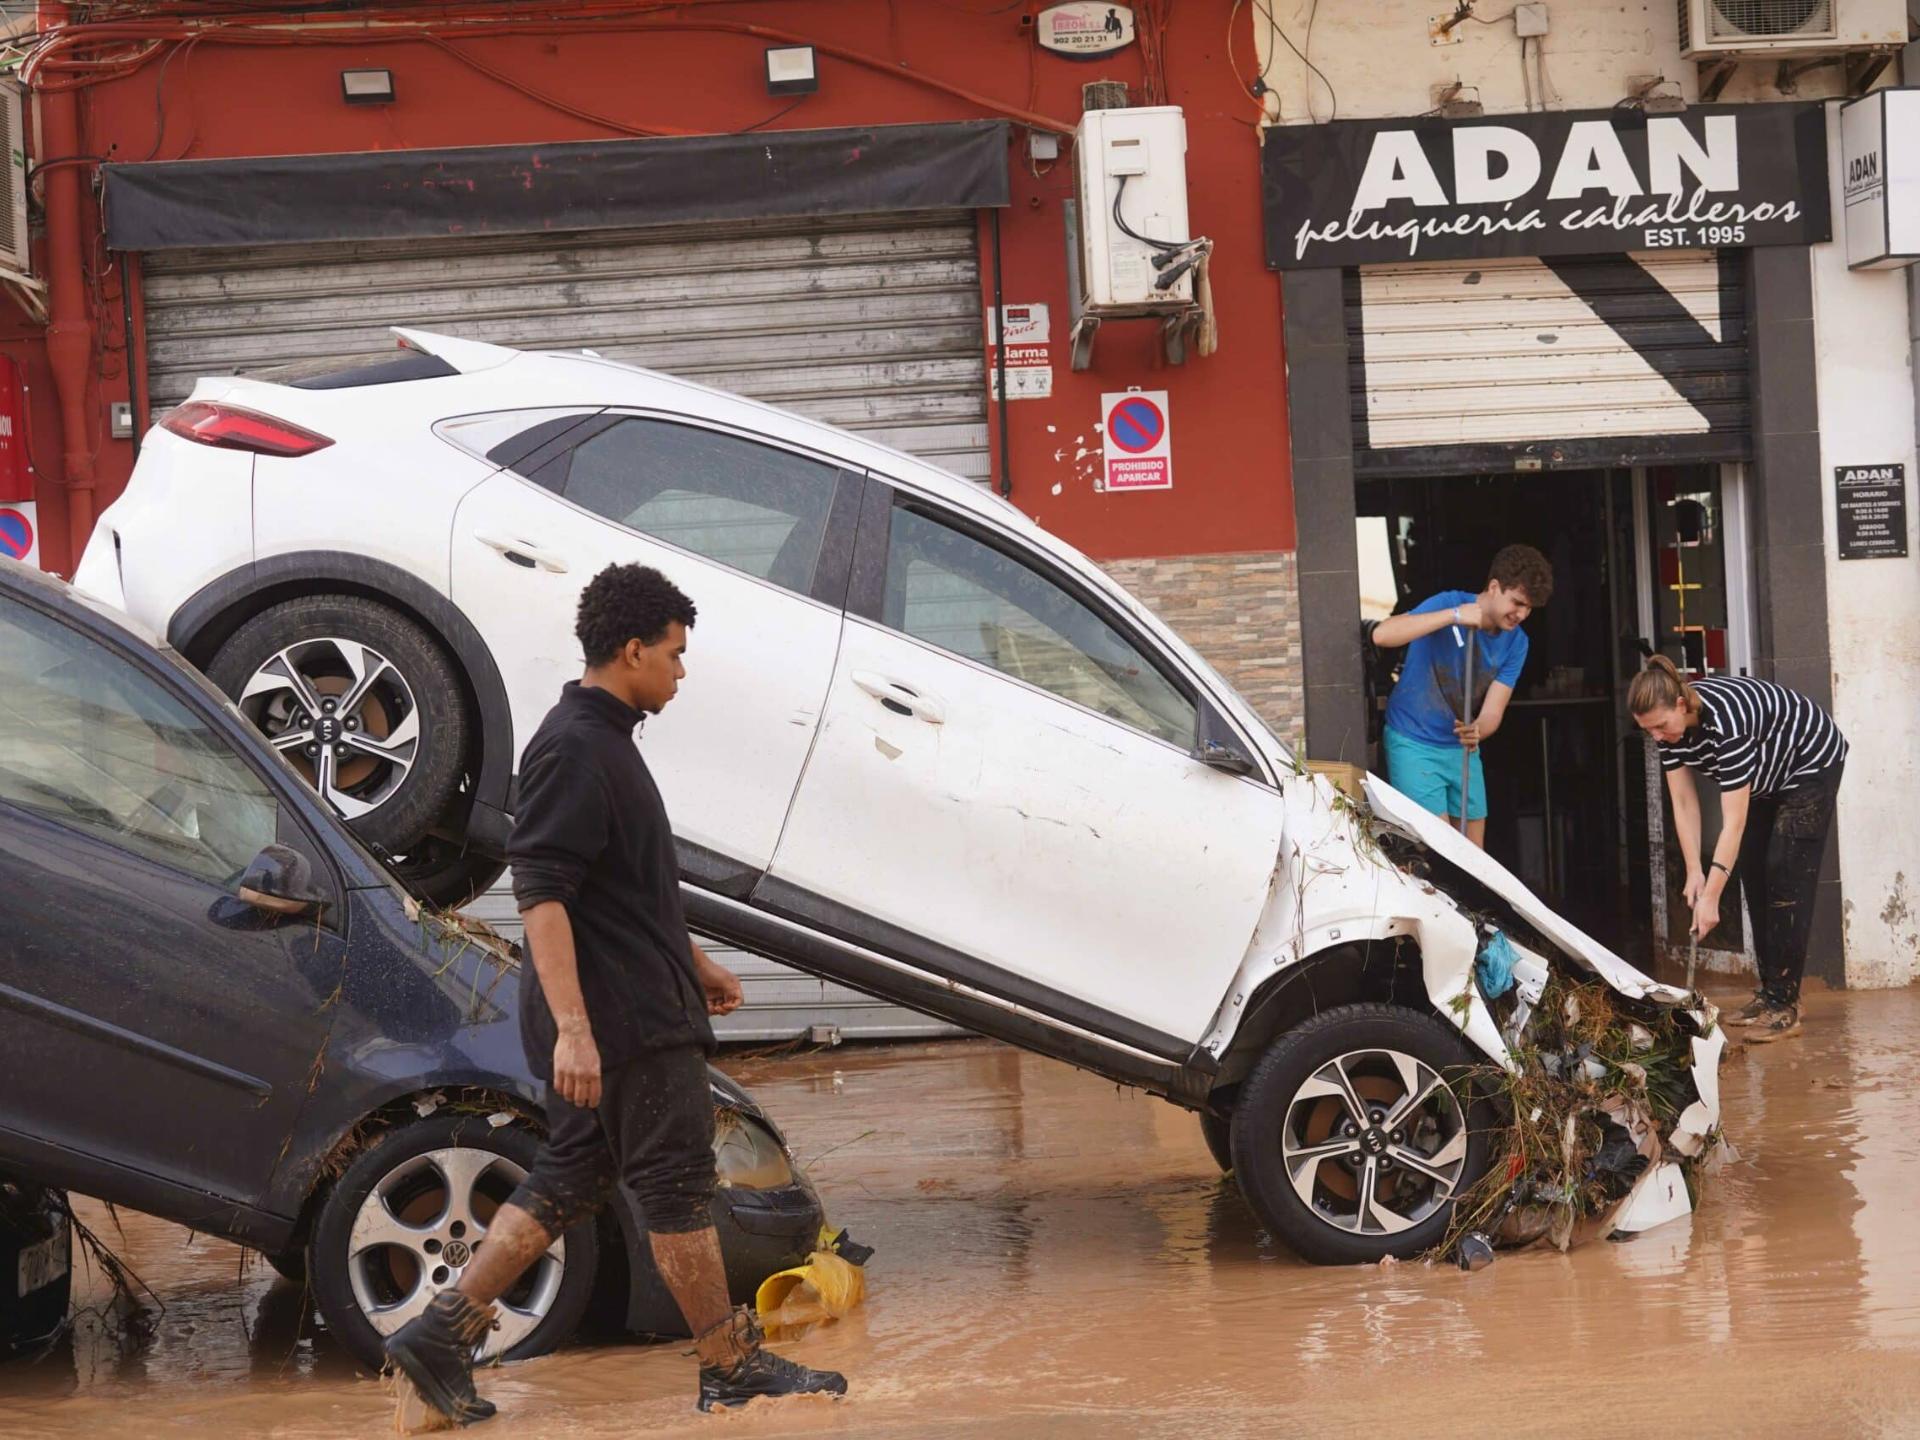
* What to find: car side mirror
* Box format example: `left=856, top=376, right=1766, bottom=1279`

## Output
left=236, top=844, right=329, bottom=920
left=1193, top=705, right=1259, bottom=779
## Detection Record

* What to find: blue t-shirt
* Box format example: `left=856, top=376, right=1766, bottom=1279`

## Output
left=1382, top=590, right=1529, bottom=747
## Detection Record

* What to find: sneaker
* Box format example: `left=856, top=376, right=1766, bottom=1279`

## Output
left=384, top=1290, right=498, bottom=1430
left=1725, top=994, right=1774, bottom=1027
left=699, top=1347, right=849, bottom=1412
left=1744, top=1004, right=1802, bottom=1044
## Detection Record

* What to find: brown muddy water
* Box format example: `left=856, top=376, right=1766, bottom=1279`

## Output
left=6, top=981, right=1920, bottom=1439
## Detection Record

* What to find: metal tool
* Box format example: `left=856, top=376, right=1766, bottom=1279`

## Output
left=1457, top=626, right=1475, bottom=837
left=1686, top=909, right=1699, bottom=993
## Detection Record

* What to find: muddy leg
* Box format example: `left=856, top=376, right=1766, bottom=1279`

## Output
left=651, top=1226, right=735, bottom=1358
left=458, top=1203, right=555, bottom=1306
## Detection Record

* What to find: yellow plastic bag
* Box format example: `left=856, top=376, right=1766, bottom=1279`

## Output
left=755, top=1228, right=868, bottom=1329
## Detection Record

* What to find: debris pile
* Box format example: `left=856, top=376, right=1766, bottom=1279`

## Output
left=1442, top=968, right=1730, bottom=1259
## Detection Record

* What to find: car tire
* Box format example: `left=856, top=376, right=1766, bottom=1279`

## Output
left=1199, top=1108, right=1234, bottom=1175
left=261, top=1246, right=307, bottom=1285
left=209, top=596, right=470, bottom=860
left=389, top=838, right=508, bottom=911
left=307, top=1114, right=599, bottom=1373
left=1231, top=1003, right=1493, bottom=1265
left=0, top=1181, right=70, bottom=1355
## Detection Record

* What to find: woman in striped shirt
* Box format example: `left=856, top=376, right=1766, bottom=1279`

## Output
left=1629, top=656, right=1847, bottom=1042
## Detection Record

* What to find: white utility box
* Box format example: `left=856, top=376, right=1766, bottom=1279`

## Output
left=1074, top=105, right=1193, bottom=313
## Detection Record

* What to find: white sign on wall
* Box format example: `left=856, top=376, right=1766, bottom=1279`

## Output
left=1840, top=87, right=1920, bottom=271
left=988, top=302, right=1053, bottom=400
left=1036, top=4, right=1135, bottom=58
left=1100, top=390, right=1172, bottom=491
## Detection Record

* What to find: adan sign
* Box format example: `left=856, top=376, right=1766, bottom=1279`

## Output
left=1263, top=105, right=1830, bottom=270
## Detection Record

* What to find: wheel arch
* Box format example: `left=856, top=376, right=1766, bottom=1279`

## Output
left=273, top=1078, right=543, bottom=1255
left=168, top=553, right=515, bottom=853
left=1206, top=940, right=1453, bottom=1108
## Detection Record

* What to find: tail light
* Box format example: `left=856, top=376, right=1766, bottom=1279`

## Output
left=160, top=401, right=334, bottom=457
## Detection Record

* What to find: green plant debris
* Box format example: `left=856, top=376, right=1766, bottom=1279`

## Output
left=1437, top=972, right=1715, bottom=1257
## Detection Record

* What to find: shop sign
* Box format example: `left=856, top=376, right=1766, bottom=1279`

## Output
left=1839, top=88, right=1920, bottom=271
left=1100, top=390, right=1171, bottom=491
left=988, top=302, right=1053, bottom=400
left=1262, top=104, right=1830, bottom=270
left=1835, top=464, right=1908, bottom=560
left=1036, top=4, right=1135, bottom=58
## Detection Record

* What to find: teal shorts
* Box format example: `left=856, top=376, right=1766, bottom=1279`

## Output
left=1384, top=725, right=1486, bottom=823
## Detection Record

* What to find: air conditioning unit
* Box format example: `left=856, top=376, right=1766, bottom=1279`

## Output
left=1678, top=0, right=1907, bottom=58
left=0, top=80, right=27, bottom=276
left=1074, top=105, right=1195, bottom=314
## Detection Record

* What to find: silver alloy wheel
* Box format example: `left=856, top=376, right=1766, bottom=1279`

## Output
left=1280, top=1047, right=1469, bottom=1237
left=345, top=1147, right=565, bottom=1361
left=239, top=638, right=420, bottom=820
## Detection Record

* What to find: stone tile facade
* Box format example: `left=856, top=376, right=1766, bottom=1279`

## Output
left=1100, top=550, right=1304, bottom=748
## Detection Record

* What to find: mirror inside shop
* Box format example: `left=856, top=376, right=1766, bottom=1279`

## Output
left=1356, top=465, right=1750, bottom=966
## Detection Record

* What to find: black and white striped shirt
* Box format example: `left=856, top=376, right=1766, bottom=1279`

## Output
left=1657, top=675, right=1847, bottom=797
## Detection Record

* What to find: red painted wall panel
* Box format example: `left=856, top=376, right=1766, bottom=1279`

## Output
left=42, top=1, right=1291, bottom=569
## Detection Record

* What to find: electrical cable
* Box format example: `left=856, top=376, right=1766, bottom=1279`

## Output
left=1110, top=173, right=1183, bottom=254
left=734, top=94, right=807, bottom=134
left=24, top=12, right=1078, bottom=135
left=1251, top=0, right=1336, bottom=123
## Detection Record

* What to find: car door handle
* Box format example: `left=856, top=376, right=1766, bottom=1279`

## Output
left=849, top=670, right=945, bottom=725
left=473, top=532, right=570, bottom=573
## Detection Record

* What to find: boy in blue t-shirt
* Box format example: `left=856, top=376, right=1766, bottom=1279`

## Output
left=1373, top=544, right=1554, bottom=848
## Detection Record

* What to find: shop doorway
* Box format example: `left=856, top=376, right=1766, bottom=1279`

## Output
left=1356, top=465, right=1752, bottom=966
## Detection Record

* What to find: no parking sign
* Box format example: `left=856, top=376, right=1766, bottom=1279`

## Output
left=0, top=503, right=35, bottom=567
left=1100, top=390, right=1172, bottom=492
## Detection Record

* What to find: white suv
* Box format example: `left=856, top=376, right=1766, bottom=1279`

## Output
left=76, top=330, right=1722, bottom=1263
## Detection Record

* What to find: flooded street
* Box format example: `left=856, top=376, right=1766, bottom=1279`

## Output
left=6, top=980, right=1920, bottom=1439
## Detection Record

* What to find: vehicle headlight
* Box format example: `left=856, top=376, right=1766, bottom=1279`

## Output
left=713, top=1111, right=796, bottom=1190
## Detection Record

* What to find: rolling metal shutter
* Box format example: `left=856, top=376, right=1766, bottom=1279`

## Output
left=139, top=209, right=991, bottom=481
left=140, top=210, right=980, bottom=1042
left=1346, top=250, right=1751, bottom=474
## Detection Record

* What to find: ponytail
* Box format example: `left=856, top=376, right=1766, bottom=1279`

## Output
left=1628, top=653, right=1697, bottom=717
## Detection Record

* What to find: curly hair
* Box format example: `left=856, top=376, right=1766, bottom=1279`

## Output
left=575, top=563, right=697, bottom=666
left=1488, top=543, right=1554, bottom=607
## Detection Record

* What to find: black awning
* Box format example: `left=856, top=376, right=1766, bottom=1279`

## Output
left=104, top=119, right=1010, bottom=251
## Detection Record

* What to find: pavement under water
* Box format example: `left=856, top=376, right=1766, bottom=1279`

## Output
left=5, top=981, right=1920, bottom=1439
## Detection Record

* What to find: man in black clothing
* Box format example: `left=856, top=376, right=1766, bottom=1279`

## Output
left=385, top=563, right=847, bottom=1426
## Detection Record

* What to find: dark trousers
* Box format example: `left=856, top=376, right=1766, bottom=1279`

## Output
left=1734, top=762, right=1843, bottom=1006
left=509, top=1045, right=717, bottom=1237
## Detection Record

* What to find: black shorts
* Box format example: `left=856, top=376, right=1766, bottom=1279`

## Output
left=508, top=1045, right=717, bottom=1236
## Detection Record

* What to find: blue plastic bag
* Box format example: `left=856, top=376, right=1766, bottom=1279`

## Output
left=1476, top=931, right=1519, bottom=999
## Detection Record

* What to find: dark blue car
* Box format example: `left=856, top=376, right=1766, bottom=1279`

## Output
left=0, top=557, right=823, bottom=1369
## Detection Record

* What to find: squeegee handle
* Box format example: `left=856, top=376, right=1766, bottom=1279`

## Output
left=1458, top=636, right=1475, bottom=837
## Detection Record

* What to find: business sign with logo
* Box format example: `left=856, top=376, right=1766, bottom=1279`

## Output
left=988, top=302, right=1053, bottom=400
left=1839, top=88, right=1920, bottom=271
left=1835, top=464, right=1908, bottom=560
left=1036, top=3, right=1134, bottom=58
left=1262, top=104, right=1830, bottom=270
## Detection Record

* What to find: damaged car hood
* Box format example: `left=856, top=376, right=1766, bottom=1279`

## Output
left=1363, top=774, right=1690, bottom=1006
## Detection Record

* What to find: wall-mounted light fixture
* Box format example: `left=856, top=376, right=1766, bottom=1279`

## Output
left=764, top=46, right=818, bottom=96
left=341, top=69, right=396, bottom=106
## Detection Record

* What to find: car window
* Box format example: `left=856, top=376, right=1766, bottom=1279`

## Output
left=0, top=602, right=280, bottom=886
left=882, top=506, right=1197, bottom=748
left=556, top=419, right=840, bottom=595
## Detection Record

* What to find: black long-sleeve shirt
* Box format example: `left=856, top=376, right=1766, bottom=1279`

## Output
left=508, top=682, right=714, bottom=1078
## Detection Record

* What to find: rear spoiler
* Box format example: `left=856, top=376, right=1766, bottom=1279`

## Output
left=392, top=327, right=519, bottom=375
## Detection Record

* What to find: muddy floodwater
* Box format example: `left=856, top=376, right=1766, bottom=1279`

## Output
left=6, top=981, right=1920, bottom=1438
